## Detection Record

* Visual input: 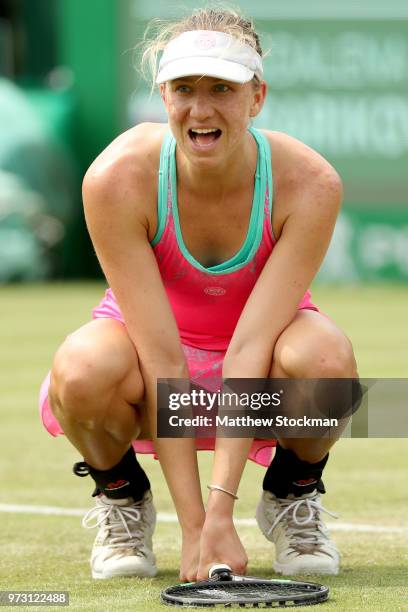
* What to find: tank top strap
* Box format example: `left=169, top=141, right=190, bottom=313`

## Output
left=151, top=130, right=175, bottom=247
left=152, top=128, right=273, bottom=249
left=248, top=127, right=273, bottom=221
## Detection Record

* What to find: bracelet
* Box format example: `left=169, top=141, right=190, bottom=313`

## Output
left=207, top=484, right=239, bottom=500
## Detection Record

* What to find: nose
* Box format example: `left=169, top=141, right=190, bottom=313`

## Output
left=189, top=91, right=215, bottom=121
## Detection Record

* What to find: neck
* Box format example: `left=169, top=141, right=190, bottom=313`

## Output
left=175, top=131, right=257, bottom=198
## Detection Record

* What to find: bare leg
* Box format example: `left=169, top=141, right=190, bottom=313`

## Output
left=46, top=318, right=160, bottom=579
left=48, top=318, right=145, bottom=470
left=270, top=309, right=358, bottom=462
left=256, top=310, right=357, bottom=576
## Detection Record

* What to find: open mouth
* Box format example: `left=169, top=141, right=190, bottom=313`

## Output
left=188, top=128, right=222, bottom=146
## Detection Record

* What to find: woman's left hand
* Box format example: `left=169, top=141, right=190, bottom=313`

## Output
left=196, top=514, right=248, bottom=581
left=179, top=526, right=203, bottom=582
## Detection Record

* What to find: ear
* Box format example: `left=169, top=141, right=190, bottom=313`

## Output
left=249, top=81, right=267, bottom=118
left=159, top=83, right=166, bottom=103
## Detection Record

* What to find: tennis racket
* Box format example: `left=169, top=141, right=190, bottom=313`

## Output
left=161, top=564, right=329, bottom=607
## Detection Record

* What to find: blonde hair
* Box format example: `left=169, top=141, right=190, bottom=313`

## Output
left=139, top=6, right=263, bottom=90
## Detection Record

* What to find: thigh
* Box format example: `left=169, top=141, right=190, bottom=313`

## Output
left=271, top=309, right=358, bottom=378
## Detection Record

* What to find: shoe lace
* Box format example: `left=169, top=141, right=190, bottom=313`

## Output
left=82, top=500, right=147, bottom=551
left=267, top=496, right=338, bottom=555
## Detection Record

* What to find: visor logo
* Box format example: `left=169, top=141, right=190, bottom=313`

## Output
left=195, top=33, right=217, bottom=51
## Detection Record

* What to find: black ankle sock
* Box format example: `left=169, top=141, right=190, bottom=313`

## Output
left=263, top=443, right=328, bottom=498
left=73, top=447, right=150, bottom=502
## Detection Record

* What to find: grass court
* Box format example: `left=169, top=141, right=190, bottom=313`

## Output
left=0, top=282, right=407, bottom=611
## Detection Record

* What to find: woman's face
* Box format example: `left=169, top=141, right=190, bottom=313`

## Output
left=160, top=76, right=266, bottom=168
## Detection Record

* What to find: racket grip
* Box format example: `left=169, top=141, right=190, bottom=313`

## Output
left=209, top=564, right=233, bottom=581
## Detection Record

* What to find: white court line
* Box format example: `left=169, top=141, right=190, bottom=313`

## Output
left=1, top=503, right=407, bottom=535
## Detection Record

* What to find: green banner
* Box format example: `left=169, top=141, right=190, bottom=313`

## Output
left=318, top=208, right=408, bottom=281
left=120, top=2, right=408, bottom=205
left=59, top=0, right=408, bottom=280
left=56, top=1, right=408, bottom=210
left=255, top=21, right=408, bottom=209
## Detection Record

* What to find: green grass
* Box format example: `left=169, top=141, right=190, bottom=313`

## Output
left=0, top=282, right=407, bottom=611
left=311, top=283, right=408, bottom=378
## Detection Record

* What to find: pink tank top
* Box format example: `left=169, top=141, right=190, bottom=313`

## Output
left=151, top=128, right=314, bottom=350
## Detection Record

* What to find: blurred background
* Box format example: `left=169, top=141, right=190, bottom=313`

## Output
left=1, top=0, right=408, bottom=282
left=1, top=5, right=407, bottom=605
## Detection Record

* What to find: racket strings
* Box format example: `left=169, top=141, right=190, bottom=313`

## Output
left=169, top=581, right=324, bottom=597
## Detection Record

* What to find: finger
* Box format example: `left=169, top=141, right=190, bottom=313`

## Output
left=234, top=561, right=248, bottom=576
left=196, top=564, right=209, bottom=581
left=180, top=576, right=194, bottom=583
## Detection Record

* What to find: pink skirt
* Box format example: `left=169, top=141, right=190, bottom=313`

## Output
left=39, top=348, right=276, bottom=467
left=38, top=288, right=318, bottom=468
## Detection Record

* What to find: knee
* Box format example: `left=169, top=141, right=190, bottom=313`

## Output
left=49, top=337, right=143, bottom=425
left=274, top=334, right=357, bottom=379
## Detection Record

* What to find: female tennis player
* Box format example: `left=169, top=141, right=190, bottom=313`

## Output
left=39, top=8, right=358, bottom=582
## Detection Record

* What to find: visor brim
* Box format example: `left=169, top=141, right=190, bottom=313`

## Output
left=156, top=57, right=255, bottom=84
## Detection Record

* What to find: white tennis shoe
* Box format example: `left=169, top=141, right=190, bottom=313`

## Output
left=82, top=490, right=157, bottom=579
left=256, top=490, right=340, bottom=575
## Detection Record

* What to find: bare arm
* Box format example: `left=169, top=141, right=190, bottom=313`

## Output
left=223, top=133, right=343, bottom=375
left=198, top=136, right=342, bottom=578
left=197, top=137, right=342, bottom=577
left=82, top=127, right=205, bottom=535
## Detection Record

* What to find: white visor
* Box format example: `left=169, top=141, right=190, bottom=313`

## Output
left=156, top=30, right=263, bottom=84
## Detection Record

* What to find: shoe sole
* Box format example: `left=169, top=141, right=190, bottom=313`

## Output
left=92, top=565, right=158, bottom=579
left=274, top=562, right=339, bottom=576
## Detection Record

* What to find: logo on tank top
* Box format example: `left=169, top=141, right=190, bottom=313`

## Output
left=204, top=286, right=226, bottom=296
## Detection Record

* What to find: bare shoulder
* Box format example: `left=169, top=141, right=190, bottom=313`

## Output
left=259, top=130, right=342, bottom=239
left=82, top=123, right=168, bottom=227
left=261, top=130, right=342, bottom=192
